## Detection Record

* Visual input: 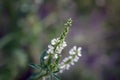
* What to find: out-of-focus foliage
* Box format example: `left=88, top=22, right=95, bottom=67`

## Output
left=0, top=0, right=43, bottom=80
left=0, top=0, right=120, bottom=80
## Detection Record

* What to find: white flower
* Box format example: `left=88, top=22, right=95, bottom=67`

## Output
left=77, top=47, right=82, bottom=56
left=47, top=45, right=54, bottom=54
left=62, top=41, right=67, bottom=47
left=48, top=45, right=54, bottom=49
left=54, top=54, right=58, bottom=59
left=44, top=56, right=49, bottom=60
left=69, top=46, right=82, bottom=56
left=70, top=61, right=74, bottom=65
left=69, top=46, right=76, bottom=55
left=59, top=70, right=63, bottom=73
left=63, top=57, right=69, bottom=62
left=66, top=64, right=70, bottom=70
left=60, top=65, right=65, bottom=69
left=73, top=56, right=79, bottom=62
left=47, top=48, right=53, bottom=54
left=55, top=41, right=67, bottom=54
left=59, top=46, right=82, bottom=73
left=69, top=50, right=75, bottom=55
left=44, top=38, right=67, bottom=60
left=51, top=38, right=60, bottom=45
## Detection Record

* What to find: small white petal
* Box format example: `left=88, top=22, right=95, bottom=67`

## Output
left=60, top=65, right=65, bottom=69
left=74, top=56, right=79, bottom=62
left=69, top=50, right=75, bottom=55
left=47, top=49, right=50, bottom=53
left=59, top=70, right=63, bottom=73
left=48, top=45, right=54, bottom=49
left=44, top=56, right=48, bottom=59
left=54, top=54, right=58, bottom=59
left=78, top=52, right=82, bottom=56
left=47, top=49, right=53, bottom=53
left=51, top=39, right=56, bottom=45
left=73, top=46, right=77, bottom=50
left=66, top=64, right=70, bottom=70
left=74, top=59, right=78, bottom=62
left=62, top=41, right=67, bottom=47
left=78, top=47, right=82, bottom=51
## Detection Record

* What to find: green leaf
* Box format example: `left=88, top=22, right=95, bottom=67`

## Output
left=53, top=69, right=59, bottom=73
left=28, top=71, right=42, bottom=80
left=53, top=74, right=60, bottom=80
left=47, top=54, right=52, bottom=66
left=29, top=64, right=40, bottom=69
left=40, top=50, right=47, bottom=65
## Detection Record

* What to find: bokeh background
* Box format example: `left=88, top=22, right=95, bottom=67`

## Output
left=0, top=0, right=120, bottom=80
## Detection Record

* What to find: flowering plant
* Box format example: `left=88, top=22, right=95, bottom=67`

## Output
left=29, top=18, right=82, bottom=80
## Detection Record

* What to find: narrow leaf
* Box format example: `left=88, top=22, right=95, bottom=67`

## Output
left=28, top=71, right=42, bottom=80
left=53, top=74, right=60, bottom=80
left=40, top=50, right=47, bottom=65
left=29, top=64, right=40, bottom=69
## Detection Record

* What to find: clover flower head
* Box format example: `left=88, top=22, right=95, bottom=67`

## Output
left=59, top=46, right=82, bottom=73
left=44, top=38, right=67, bottom=60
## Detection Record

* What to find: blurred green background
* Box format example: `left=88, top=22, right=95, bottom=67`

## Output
left=0, top=0, right=120, bottom=80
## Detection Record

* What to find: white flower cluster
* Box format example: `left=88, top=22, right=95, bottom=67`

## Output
left=59, top=46, right=82, bottom=73
left=42, top=20, right=82, bottom=73
left=44, top=38, right=67, bottom=59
